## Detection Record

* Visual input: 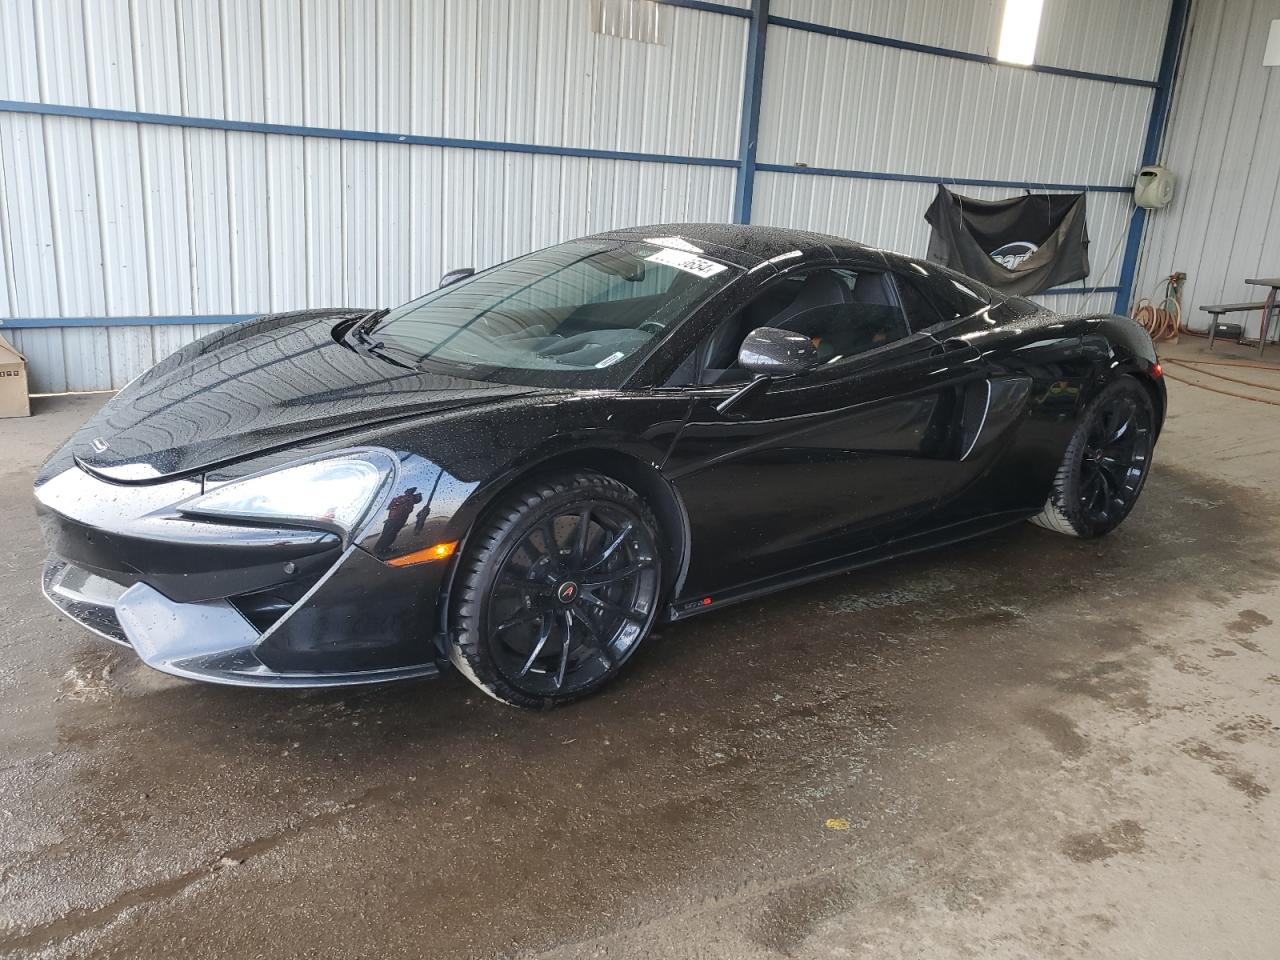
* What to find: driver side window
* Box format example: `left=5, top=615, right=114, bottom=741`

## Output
left=669, top=268, right=911, bottom=386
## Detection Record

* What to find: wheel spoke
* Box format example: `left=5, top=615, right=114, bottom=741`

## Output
left=583, top=521, right=633, bottom=572
left=1097, top=458, right=1129, bottom=493
left=571, top=505, right=593, bottom=566
left=574, top=611, right=616, bottom=667
left=495, top=609, right=541, bottom=633
left=517, top=613, right=552, bottom=677
left=498, top=570, right=556, bottom=595
left=580, top=590, right=642, bottom=621
left=538, top=518, right=564, bottom=571
left=1080, top=469, right=1101, bottom=503
left=581, top=559, right=651, bottom=589
left=555, top=612, right=573, bottom=689
left=1104, top=407, right=1133, bottom=445
left=1085, top=471, right=1107, bottom=513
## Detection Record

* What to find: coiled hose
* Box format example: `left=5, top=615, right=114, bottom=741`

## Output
left=1131, top=273, right=1183, bottom=342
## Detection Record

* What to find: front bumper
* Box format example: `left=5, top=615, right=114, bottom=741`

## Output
left=37, top=467, right=446, bottom=688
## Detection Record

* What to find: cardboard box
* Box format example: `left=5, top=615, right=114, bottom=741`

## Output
left=0, top=334, right=31, bottom=418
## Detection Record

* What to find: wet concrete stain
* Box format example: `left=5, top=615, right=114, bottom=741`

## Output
left=1022, top=706, right=1089, bottom=759
left=1180, top=740, right=1271, bottom=802
left=1227, top=609, right=1273, bottom=634
left=1061, top=820, right=1146, bottom=864
left=751, top=874, right=852, bottom=955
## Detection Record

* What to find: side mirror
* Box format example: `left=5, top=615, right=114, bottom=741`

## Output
left=738, top=326, right=819, bottom=377
left=439, top=267, right=475, bottom=289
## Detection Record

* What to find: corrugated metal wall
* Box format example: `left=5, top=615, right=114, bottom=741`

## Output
left=0, top=0, right=744, bottom=390
left=0, top=0, right=1169, bottom=391
left=1133, top=0, right=1280, bottom=338
left=751, top=0, right=1169, bottom=317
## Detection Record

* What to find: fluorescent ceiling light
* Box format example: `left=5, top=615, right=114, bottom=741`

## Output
left=998, top=0, right=1045, bottom=65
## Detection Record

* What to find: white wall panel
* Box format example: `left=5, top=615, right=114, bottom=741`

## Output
left=11, top=0, right=746, bottom=160
left=771, top=0, right=1171, bottom=79
left=759, top=24, right=1153, bottom=186
left=1, top=116, right=734, bottom=391
left=1135, top=0, right=1280, bottom=339
left=41, top=117, right=106, bottom=317
left=134, top=0, right=185, bottom=114
left=185, top=128, right=235, bottom=314
left=139, top=126, right=194, bottom=315
left=177, top=0, right=226, bottom=116
left=1036, top=0, right=1170, bottom=81
left=771, top=0, right=1004, bottom=57
left=0, top=0, right=40, bottom=101
left=0, top=115, right=61, bottom=388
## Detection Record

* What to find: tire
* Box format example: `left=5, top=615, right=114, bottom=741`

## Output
left=449, top=471, right=663, bottom=709
left=1031, top=375, right=1156, bottom=539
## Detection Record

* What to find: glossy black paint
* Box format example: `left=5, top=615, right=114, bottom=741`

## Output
left=34, top=223, right=1165, bottom=687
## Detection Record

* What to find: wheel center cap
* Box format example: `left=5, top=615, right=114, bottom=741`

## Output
left=556, top=581, right=580, bottom=604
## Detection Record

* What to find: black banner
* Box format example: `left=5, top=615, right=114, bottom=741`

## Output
left=924, top=186, right=1090, bottom=295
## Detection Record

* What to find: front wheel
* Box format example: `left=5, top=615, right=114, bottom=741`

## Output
left=1031, top=375, right=1156, bottom=539
left=449, top=472, right=663, bottom=709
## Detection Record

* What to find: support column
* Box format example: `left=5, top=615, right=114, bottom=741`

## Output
left=732, top=0, right=770, bottom=224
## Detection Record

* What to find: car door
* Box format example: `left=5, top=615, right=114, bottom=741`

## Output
left=661, top=264, right=988, bottom=599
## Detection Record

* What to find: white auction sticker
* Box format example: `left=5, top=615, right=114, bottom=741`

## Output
left=595, top=351, right=627, bottom=368
left=645, top=247, right=728, bottom=279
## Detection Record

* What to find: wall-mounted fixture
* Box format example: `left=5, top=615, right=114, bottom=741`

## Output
left=1134, top=164, right=1177, bottom=209
left=1264, top=19, right=1280, bottom=67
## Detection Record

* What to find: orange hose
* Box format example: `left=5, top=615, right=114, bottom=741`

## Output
left=1132, top=300, right=1181, bottom=341
left=1163, top=359, right=1280, bottom=393
left=1170, top=356, right=1280, bottom=371
left=1162, top=369, right=1280, bottom=406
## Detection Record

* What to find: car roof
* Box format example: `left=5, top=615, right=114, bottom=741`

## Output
left=588, top=222, right=892, bottom=271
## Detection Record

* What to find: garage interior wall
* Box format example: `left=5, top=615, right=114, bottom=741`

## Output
left=1132, top=0, right=1280, bottom=339
left=1, top=0, right=1172, bottom=392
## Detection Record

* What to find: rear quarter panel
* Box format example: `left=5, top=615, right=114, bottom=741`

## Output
left=933, top=308, right=1161, bottom=520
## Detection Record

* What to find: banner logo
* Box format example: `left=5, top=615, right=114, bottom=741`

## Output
left=989, top=241, right=1038, bottom=270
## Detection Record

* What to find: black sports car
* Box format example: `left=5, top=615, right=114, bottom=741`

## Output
left=35, top=224, right=1164, bottom=707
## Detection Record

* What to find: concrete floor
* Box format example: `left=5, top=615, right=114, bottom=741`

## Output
left=1, top=355, right=1277, bottom=959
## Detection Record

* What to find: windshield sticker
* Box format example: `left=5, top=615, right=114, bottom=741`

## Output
left=646, top=247, right=728, bottom=279
left=644, top=236, right=704, bottom=253
left=595, top=351, right=627, bottom=368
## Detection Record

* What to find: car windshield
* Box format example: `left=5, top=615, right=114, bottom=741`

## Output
left=365, top=238, right=737, bottom=387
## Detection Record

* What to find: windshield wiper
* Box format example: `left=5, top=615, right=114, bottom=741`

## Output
left=340, top=307, right=415, bottom=369
left=346, top=307, right=389, bottom=345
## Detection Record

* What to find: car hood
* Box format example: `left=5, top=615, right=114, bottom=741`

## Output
left=56, top=311, right=549, bottom=483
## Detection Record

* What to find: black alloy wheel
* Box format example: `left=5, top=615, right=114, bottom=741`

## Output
left=1032, top=375, right=1156, bottom=538
left=450, top=472, right=662, bottom=708
left=1078, top=389, right=1153, bottom=527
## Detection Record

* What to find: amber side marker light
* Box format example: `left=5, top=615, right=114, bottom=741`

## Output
left=386, top=541, right=458, bottom=567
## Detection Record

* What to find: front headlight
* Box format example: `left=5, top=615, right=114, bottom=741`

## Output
left=179, top=450, right=397, bottom=537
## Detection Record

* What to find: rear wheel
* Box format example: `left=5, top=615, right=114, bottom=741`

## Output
left=449, top=472, right=662, bottom=708
left=1031, top=375, right=1155, bottom=538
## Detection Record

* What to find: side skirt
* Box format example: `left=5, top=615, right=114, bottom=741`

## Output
left=665, top=509, right=1034, bottom=621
